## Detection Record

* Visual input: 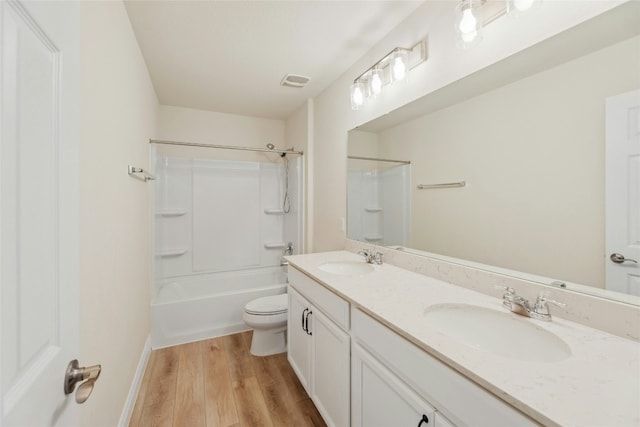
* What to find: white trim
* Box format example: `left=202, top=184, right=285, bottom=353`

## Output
left=117, top=336, right=152, bottom=427
left=306, top=98, right=314, bottom=253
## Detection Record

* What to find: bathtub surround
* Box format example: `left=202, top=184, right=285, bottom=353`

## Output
left=151, top=154, right=302, bottom=348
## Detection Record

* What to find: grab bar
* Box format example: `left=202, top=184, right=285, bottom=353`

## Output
left=417, top=181, right=465, bottom=190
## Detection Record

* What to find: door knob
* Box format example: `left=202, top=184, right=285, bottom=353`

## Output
left=610, top=253, right=638, bottom=264
left=64, top=359, right=101, bottom=403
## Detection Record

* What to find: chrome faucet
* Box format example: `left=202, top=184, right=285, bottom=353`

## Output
left=498, top=286, right=565, bottom=322
left=358, top=249, right=384, bottom=265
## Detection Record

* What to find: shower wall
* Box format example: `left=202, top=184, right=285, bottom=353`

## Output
left=347, top=163, right=410, bottom=247
left=154, top=155, right=302, bottom=281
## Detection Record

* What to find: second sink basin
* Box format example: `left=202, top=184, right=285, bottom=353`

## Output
left=423, top=304, right=571, bottom=363
left=318, top=261, right=374, bottom=275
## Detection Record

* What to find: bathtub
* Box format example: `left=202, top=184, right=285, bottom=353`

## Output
left=151, top=266, right=287, bottom=348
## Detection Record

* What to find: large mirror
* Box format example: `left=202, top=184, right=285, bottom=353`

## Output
left=347, top=2, right=640, bottom=304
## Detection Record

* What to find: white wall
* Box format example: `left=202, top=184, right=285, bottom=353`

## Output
left=157, top=105, right=285, bottom=162
left=310, top=0, right=624, bottom=251
left=377, top=36, right=640, bottom=288
left=79, top=2, right=158, bottom=426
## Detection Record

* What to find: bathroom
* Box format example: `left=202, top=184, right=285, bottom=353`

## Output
left=1, top=0, right=639, bottom=426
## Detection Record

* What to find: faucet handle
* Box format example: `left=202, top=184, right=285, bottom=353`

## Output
left=373, top=252, right=384, bottom=265
left=495, top=285, right=517, bottom=310
left=494, top=285, right=516, bottom=297
left=535, top=294, right=566, bottom=307
left=534, top=294, right=566, bottom=316
left=358, top=249, right=373, bottom=263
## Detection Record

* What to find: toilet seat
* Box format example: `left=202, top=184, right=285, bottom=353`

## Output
left=244, top=294, right=287, bottom=315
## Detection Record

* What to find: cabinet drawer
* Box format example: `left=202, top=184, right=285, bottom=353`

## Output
left=288, top=267, right=349, bottom=330
left=352, top=308, right=539, bottom=427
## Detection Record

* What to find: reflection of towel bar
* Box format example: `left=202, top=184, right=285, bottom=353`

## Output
left=128, top=165, right=156, bottom=182
left=417, top=181, right=465, bottom=190
left=264, top=242, right=286, bottom=249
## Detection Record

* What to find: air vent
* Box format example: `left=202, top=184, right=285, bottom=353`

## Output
left=280, top=74, right=310, bottom=88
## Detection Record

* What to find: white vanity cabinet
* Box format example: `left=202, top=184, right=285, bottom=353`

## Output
left=352, top=308, right=539, bottom=427
left=287, top=267, right=350, bottom=427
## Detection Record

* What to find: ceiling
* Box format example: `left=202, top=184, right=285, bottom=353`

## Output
left=124, top=1, right=424, bottom=120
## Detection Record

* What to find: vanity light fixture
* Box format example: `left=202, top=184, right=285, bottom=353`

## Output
left=349, top=40, right=427, bottom=110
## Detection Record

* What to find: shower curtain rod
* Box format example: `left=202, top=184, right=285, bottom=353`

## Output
left=348, top=155, right=410, bottom=164
left=149, top=139, right=303, bottom=155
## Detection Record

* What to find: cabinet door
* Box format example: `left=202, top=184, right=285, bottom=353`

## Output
left=352, top=344, right=435, bottom=427
left=287, top=287, right=311, bottom=393
left=311, top=309, right=351, bottom=427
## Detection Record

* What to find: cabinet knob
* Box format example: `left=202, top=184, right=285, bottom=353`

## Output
left=417, top=414, right=429, bottom=426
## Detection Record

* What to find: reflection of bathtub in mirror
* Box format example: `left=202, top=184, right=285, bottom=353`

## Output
left=346, top=2, right=640, bottom=303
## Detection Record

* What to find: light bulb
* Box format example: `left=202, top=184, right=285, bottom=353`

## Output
left=508, top=0, right=541, bottom=16
left=390, top=50, right=408, bottom=83
left=513, top=0, right=535, bottom=10
left=392, top=58, right=406, bottom=81
left=461, top=29, right=478, bottom=43
left=350, top=82, right=365, bottom=110
left=370, top=69, right=383, bottom=96
left=459, top=8, right=477, bottom=34
left=455, top=0, right=482, bottom=48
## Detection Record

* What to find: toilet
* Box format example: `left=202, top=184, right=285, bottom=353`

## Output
left=243, top=293, right=288, bottom=356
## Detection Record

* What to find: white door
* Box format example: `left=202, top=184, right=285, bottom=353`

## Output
left=1, top=0, right=81, bottom=425
left=606, top=90, right=640, bottom=296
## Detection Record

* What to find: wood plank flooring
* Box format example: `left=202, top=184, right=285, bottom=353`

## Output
left=129, top=331, right=327, bottom=427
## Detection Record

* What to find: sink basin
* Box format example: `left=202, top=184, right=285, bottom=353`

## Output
left=423, top=304, right=571, bottom=362
left=318, top=261, right=374, bottom=275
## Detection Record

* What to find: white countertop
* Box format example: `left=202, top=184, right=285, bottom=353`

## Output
left=285, top=251, right=640, bottom=427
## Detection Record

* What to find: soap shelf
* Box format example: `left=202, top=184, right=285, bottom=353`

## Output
left=156, top=249, right=188, bottom=257
left=364, top=236, right=383, bottom=242
left=264, top=209, right=285, bottom=215
left=156, top=210, right=187, bottom=217
left=364, top=207, right=383, bottom=213
left=264, top=242, right=286, bottom=249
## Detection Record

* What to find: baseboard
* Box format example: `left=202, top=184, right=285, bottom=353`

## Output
left=151, top=323, right=251, bottom=350
left=118, top=335, right=151, bottom=427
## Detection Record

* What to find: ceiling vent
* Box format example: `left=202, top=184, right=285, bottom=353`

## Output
left=280, top=74, right=310, bottom=88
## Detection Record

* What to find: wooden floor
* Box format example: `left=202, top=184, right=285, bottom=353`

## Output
left=128, top=331, right=327, bottom=427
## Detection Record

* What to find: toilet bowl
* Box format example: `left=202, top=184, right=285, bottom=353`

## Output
left=243, top=293, right=288, bottom=356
